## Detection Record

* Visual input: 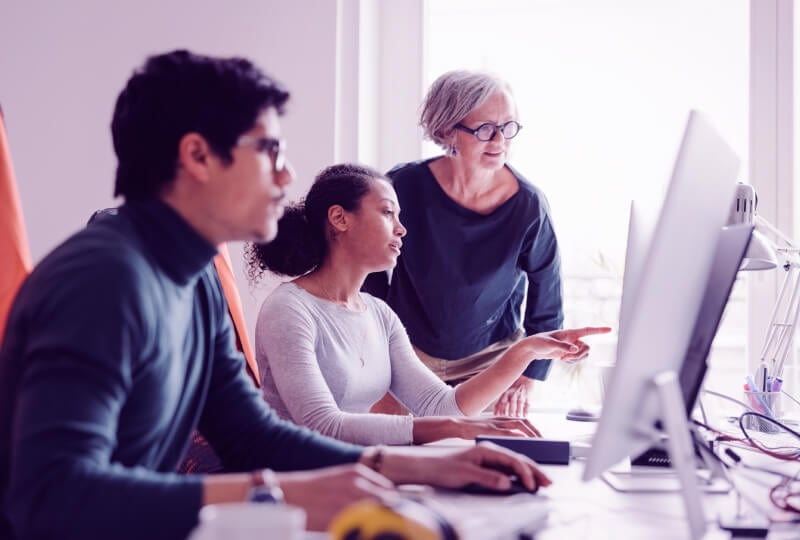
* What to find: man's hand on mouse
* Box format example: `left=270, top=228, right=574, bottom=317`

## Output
left=376, top=442, right=551, bottom=494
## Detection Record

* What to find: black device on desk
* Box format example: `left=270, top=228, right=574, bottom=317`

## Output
left=458, top=460, right=540, bottom=495
left=459, top=475, right=533, bottom=496
left=476, top=436, right=570, bottom=465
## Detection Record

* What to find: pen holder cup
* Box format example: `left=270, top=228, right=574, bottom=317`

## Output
left=742, top=391, right=783, bottom=433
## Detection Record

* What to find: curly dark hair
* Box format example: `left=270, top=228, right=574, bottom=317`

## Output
left=245, top=163, right=384, bottom=283
left=111, top=49, right=290, bottom=201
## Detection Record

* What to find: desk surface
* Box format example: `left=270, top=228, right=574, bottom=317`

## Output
left=401, top=411, right=798, bottom=540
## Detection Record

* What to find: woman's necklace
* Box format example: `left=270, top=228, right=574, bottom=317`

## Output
left=317, top=280, right=368, bottom=367
left=351, top=316, right=368, bottom=368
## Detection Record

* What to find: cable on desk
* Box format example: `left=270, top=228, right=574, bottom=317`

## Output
left=688, top=424, right=732, bottom=470
left=768, top=467, right=800, bottom=515
left=737, top=413, right=800, bottom=460
left=692, top=418, right=748, bottom=453
left=781, top=388, right=800, bottom=409
left=723, top=448, right=797, bottom=480
left=698, top=389, right=800, bottom=459
left=720, top=441, right=800, bottom=517
left=688, top=421, right=800, bottom=523
left=703, top=388, right=755, bottom=412
left=687, top=427, right=780, bottom=529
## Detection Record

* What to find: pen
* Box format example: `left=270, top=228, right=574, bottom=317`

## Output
left=772, top=377, right=783, bottom=393
left=755, top=362, right=769, bottom=392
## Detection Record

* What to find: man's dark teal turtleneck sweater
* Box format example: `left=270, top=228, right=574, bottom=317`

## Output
left=0, top=200, right=362, bottom=540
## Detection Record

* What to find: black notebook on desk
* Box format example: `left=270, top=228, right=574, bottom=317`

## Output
left=476, top=436, right=570, bottom=465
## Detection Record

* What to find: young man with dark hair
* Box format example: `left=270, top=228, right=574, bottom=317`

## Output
left=0, top=50, right=550, bottom=540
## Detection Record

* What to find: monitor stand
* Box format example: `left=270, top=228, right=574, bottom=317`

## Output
left=628, top=394, right=714, bottom=468
left=603, top=454, right=729, bottom=494
left=601, top=372, right=730, bottom=540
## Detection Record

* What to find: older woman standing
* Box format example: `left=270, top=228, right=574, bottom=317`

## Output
left=364, top=70, right=567, bottom=417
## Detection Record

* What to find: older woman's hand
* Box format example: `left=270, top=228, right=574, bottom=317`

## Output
left=493, top=376, right=536, bottom=417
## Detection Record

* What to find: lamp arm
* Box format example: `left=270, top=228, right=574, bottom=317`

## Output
left=775, top=268, right=800, bottom=378
left=754, top=215, right=798, bottom=252
left=750, top=214, right=800, bottom=378
left=757, top=262, right=800, bottom=379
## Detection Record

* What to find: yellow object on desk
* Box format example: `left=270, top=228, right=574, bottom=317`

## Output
left=328, top=498, right=456, bottom=540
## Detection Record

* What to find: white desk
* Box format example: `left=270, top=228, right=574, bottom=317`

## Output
left=412, top=410, right=799, bottom=540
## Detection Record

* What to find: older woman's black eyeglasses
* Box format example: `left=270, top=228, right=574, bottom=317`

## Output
left=236, top=135, right=286, bottom=171
left=454, top=121, right=522, bottom=142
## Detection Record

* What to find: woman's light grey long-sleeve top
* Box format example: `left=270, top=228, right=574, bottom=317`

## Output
left=257, top=282, right=464, bottom=445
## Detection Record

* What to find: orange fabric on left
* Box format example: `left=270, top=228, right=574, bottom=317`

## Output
left=0, top=108, right=32, bottom=343
left=213, top=244, right=259, bottom=387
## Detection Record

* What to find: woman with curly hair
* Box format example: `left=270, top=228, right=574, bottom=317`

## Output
left=246, top=163, right=609, bottom=446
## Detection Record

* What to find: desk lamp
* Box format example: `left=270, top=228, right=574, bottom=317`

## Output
left=729, top=182, right=799, bottom=388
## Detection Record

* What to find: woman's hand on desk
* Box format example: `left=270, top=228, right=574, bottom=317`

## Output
left=412, top=416, right=541, bottom=444
left=379, top=442, right=552, bottom=493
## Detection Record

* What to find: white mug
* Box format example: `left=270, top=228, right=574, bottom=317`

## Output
left=188, top=502, right=306, bottom=540
left=598, top=363, right=616, bottom=403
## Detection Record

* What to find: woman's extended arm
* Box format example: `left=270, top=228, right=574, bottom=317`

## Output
left=377, top=299, right=553, bottom=442
left=454, top=327, right=612, bottom=415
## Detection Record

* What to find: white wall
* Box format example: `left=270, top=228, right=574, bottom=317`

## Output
left=0, top=0, right=343, bottom=342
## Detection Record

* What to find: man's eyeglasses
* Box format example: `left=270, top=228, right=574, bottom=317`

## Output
left=237, top=135, right=286, bottom=172
left=454, top=121, right=522, bottom=142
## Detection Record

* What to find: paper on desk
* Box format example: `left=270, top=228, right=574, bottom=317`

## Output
left=423, top=491, right=550, bottom=539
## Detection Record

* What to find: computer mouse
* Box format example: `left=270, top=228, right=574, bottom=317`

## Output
left=459, top=464, right=538, bottom=495
left=565, top=407, right=600, bottom=422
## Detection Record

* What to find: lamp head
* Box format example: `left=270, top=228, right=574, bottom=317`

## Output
left=729, top=182, right=778, bottom=271
left=739, top=230, right=778, bottom=270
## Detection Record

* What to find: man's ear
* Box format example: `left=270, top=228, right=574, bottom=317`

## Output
left=177, top=133, right=213, bottom=183
left=328, top=205, right=349, bottom=232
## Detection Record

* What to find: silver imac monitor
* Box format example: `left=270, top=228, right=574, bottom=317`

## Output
left=621, top=225, right=751, bottom=471
left=582, top=110, right=740, bottom=539
left=616, top=200, right=654, bottom=352
left=677, top=225, right=752, bottom=415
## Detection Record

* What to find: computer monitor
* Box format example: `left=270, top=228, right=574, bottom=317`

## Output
left=616, top=201, right=655, bottom=356
left=583, top=110, right=740, bottom=539
left=629, top=224, right=751, bottom=467
left=678, top=225, right=751, bottom=415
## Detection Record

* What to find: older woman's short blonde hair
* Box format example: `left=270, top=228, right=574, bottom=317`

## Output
left=420, top=70, right=513, bottom=149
